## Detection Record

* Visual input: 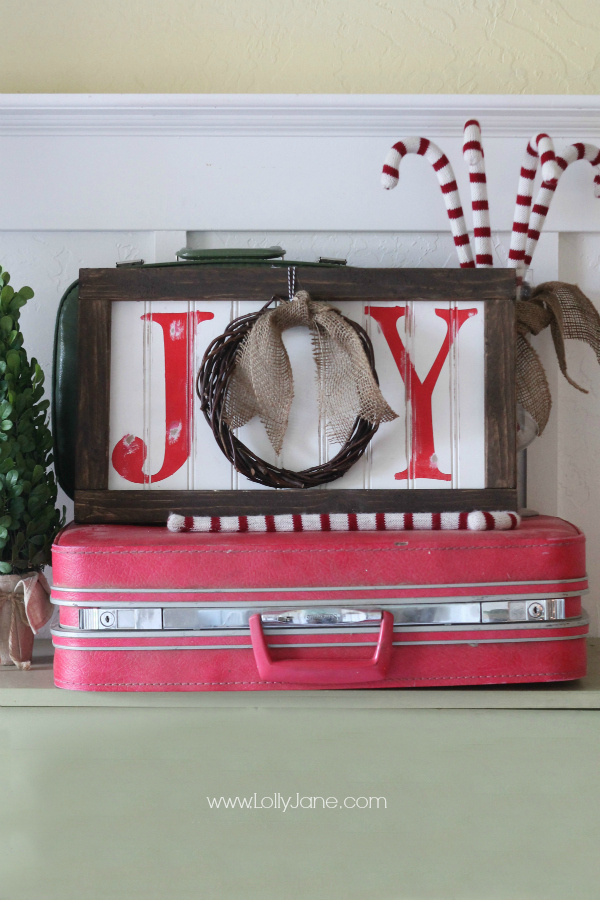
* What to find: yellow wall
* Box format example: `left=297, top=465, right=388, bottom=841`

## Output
left=1, top=0, right=598, bottom=94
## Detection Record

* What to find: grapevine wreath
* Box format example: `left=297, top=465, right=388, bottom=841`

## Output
left=197, top=289, right=397, bottom=488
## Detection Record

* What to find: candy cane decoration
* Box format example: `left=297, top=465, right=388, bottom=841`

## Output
left=463, top=119, right=493, bottom=267
left=168, top=511, right=520, bottom=533
left=523, top=142, right=600, bottom=269
left=382, top=137, right=475, bottom=268
left=508, top=134, right=562, bottom=269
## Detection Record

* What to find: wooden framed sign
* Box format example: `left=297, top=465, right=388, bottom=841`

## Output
left=74, top=265, right=516, bottom=523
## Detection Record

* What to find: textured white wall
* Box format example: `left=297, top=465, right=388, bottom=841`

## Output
left=555, top=235, right=600, bottom=635
left=188, top=229, right=525, bottom=267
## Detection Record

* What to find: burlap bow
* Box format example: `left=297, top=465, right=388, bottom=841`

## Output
left=0, top=572, right=53, bottom=670
left=224, top=291, right=398, bottom=454
left=517, top=281, right=600, bottom=435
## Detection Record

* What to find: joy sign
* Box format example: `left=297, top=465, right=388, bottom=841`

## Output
left=75, top=265, right=516, bottom=523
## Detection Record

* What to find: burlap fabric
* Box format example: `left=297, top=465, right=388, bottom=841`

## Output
left=0, top=571, right=53, bottom=670
left=517, top=281, right=600, bottom=435
left=224, top=291, right=398, bottom=454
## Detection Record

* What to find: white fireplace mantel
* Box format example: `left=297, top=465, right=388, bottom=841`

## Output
left=1, top=94, right=600, bottom=137
left=1, top=94, right=600, bottom=232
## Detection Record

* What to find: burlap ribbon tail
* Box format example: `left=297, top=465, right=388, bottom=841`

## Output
left=0, top=571, right=53, bottom=670
left=517, top=281, right=600, bottom=436
left=224, top=291, right=397, bottom=453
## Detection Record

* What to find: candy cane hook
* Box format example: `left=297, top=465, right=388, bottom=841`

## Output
left=508, top=133, right=562, bottom=269
left=463, top=119, right=493, bottom=267
left=382, top=137, right=475, bottom=268
left=523, top=142, right=600, bottom=269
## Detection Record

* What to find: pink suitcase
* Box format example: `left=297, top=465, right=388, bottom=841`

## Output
left=51, top=516, right=589, bottom=691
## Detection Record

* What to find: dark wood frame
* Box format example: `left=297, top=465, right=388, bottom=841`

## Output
left=75, top=265, right=516, bottom=523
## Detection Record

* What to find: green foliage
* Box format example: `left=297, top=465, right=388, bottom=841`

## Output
left=0, top=267, right=64, bottom=574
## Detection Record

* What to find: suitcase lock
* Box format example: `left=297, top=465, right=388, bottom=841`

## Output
left=527, top=602, right=545, bottom=619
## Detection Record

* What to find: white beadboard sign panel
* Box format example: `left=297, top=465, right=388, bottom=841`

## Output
left=108, top=298, right=485, bottom=492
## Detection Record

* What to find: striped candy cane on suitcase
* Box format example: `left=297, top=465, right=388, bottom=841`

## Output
left=523, top=142, right=600, bottom=269
left=168, top=511, right=521, bottom=533
left=463, top=119, right=493, bottom=267
left=381, top=137, right=475, bottom=268
left=508, top=134, right=562, bottom=269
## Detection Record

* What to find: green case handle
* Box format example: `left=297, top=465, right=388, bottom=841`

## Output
left=176, top=246, right=285, bottom=262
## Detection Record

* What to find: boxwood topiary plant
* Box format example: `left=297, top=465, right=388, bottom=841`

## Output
left=0, top=266, right=64, bottom=574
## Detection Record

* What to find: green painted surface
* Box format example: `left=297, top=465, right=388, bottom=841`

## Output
left=1, top=641, right=600, bottom=897
left=2, top=640, right=600, bottom=708
left=1, top=705, right=600, bottom=899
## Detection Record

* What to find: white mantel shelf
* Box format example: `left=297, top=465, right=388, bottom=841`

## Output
left=1, top=640, right=599, bottom=709
left=1, top=93, right=599, bottom=231
left=2, top=94, right=600, bottom=137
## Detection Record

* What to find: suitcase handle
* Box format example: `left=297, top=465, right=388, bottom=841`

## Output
left=249, top=610, right=394, bottom=684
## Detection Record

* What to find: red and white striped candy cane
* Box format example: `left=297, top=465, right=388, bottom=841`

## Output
left=523, top=142, right=600, bottom=269
left=508, top=134, right=562, bottom=269
left=167, top=511, right=520, bottom=533
left=463, top=119, right=493, bottom=268
left=382, top=136, right=475, bottom=268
